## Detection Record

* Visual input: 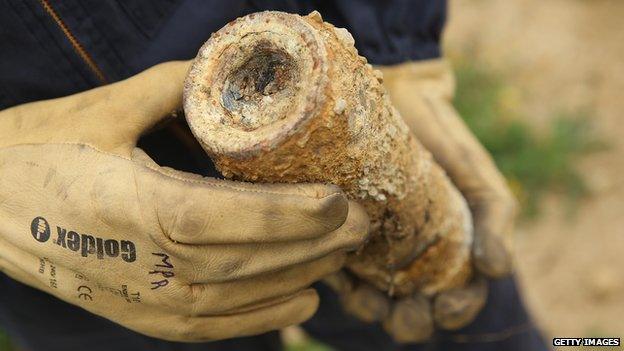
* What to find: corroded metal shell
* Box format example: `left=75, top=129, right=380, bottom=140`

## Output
left=184, top=11, right=473, bottom=296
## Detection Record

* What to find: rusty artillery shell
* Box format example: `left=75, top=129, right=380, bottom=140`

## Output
left=183, top=11, right=473, bottom=296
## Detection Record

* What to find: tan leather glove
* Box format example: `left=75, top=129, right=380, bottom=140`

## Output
left=0, top=61, right=369, bottom=342
left=330, top=59, right=518, bottom=342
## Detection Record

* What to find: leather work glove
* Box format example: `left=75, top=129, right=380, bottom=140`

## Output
left=327, top=59, right=518, bottom=343
left=0, top=61, right=369, bottom=342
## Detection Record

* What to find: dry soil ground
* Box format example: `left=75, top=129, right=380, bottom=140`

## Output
left=445, top=0, right=624, bottom=339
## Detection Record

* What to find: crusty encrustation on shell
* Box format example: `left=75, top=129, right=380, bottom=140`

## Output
left=184, top=11, right=473, bottom=296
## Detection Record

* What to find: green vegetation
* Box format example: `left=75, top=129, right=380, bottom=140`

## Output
left=452, top=61, right=603, bottom=217
left=0, top=330, right=13, bottom=351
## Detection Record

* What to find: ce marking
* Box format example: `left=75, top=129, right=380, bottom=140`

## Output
left=77, top=285, right=93, bottom=302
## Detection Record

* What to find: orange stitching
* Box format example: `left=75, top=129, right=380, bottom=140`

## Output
left=39, top=0, right=108, bottom=84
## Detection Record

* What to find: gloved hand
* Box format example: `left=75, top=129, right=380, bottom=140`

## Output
left=0, top=61, right=369, bottom=342
left=327, top=59, right=518, bottom=342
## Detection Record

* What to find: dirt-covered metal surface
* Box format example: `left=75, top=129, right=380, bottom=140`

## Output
left=184, top=11, right=474, bottom=296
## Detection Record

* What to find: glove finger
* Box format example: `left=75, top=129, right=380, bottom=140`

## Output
left=94, top=61, right=190, bottom=142
left=174, top=201, right=368, bottom=283
left=164, top=289, right=319, bottom=342
left=341, top=282, right=390, bottom=323
left=134, top=158, right=360, bottom=244
left=322, top=270, right=355, bottom=296
left=383, top=294, right=433, bottom=343
left=433, top=276, right=487, bottom=330
left=415, top=104, right=516, bottom=278
left=184, top=252, right=345, bottom=315
left=0, top=62, right=189, bottom=153
left=472, top=196, right=516, bottom=277
left=382, top=68, right=516, bottom=278
left=32, top=61, right=191, bottom=154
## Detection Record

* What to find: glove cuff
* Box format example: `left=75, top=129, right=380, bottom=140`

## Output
left=375, top=59, right=456, bottom=101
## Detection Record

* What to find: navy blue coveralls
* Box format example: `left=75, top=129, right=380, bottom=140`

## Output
left=0, top=1, right=548, bottom=350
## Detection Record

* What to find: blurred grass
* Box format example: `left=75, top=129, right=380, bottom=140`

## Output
left=453, top=61, right=604, bottom=217
left=0, top=330, right=13, bottom=351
